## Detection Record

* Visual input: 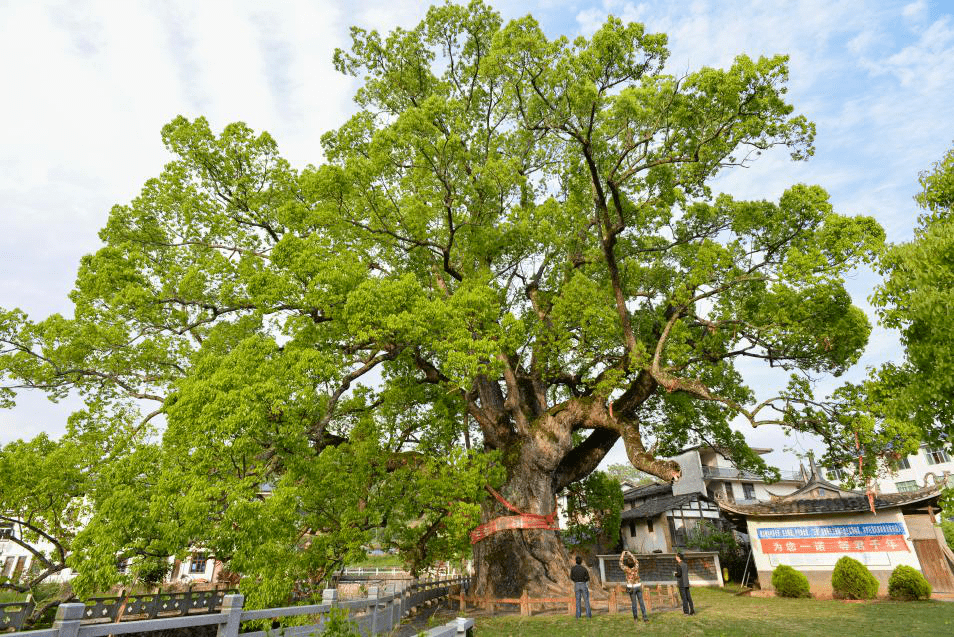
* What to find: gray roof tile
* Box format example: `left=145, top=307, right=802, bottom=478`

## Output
left=718, top=487, right=941, bottom=517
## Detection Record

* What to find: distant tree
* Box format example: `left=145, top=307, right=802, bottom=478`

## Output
left=0, top=433, right=81, bottom=621
left=561, top=470, right=623, bottom=554
left=604, top=463, right=653, bottom=486
left=869, top=145, right=954, bottom=447
left=0, top=409, right=151, bottom=625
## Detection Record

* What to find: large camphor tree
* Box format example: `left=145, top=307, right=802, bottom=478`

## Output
left=1, top=1, right=894, bottom=601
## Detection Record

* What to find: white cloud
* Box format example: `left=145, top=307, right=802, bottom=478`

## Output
left=902, top=0, right=928, bottom=21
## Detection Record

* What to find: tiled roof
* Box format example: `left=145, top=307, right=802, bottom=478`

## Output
left=622, top=482, right=672, bottom=501
left=621, top=493, right=696, bottom=520
left=718, top=487, right=941, bottom=517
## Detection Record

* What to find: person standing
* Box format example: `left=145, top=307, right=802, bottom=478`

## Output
left=619, top=550, right=648, bottom=623
left=674, top=552, right=695, bottom=615
left=570, top=556, right=592, bottom=619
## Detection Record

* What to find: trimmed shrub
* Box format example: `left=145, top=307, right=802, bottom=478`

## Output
left=888, top=565, right=932, bottom=600
left=831, top=556, right=879, bottom=599
left=771, top=564, right=811, bottom=598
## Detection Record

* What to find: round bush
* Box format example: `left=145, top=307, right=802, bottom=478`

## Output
left=888, top=564, right=932, bottom=600
left=771, top=564, right=811, bottom=598
left=831, top=556, right=879, bottom=599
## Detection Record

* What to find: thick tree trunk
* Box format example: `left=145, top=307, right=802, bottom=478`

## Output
left=468, top=395, right=631, bottom=600
left=470, top=419, right=586, bottom=601
left=471, top=467, right=574, bottom=600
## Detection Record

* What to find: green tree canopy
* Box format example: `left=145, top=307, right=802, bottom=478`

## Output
left=871, top=145, right=954, bottom=442
left=0, top=407, right=152, bottom=624
left=0, top=1, right=893, bottom=601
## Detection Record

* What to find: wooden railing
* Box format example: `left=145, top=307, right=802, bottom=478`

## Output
left=455, top=583, right=681, bottom=616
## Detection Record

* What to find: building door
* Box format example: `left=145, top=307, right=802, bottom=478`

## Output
left=905, top=513, right=954, bottom=593
left=12, top=556, right=26, bottom=582
left=912, top=539, right=954, bottom=593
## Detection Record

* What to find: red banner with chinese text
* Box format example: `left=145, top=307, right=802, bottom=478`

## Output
left=760, top=535, right=909, bottom=554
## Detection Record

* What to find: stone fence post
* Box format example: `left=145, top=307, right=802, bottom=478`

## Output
left=366, top=586, right=379, bottom=634
left=52, top=603, right=85, bottom=637
left=215, top=594, right=244, bottom=637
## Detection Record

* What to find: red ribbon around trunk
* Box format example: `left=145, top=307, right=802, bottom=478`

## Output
left=469, top=486, right=560, bottom=544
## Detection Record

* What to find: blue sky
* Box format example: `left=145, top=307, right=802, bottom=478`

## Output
left=1, top=0, right=953, bottom=472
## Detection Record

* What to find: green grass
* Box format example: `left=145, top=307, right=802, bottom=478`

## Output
left=474, top=587, right=954, bottom=636
left=346, top=553, right=404, bottom=568
left=0, top=591, right=28, bottom=603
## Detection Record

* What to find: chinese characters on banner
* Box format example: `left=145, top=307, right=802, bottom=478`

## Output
left=757, top=523, right=909, bottom=554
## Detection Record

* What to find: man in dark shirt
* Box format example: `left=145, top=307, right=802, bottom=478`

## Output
left=570, top=556, right=592, bottom=618
left=674, top=552, right=695, bottom=615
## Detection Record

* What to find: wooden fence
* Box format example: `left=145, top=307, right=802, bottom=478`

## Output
left=456, top=583, right=681, bottom=616
left=5, top=578, right=470, bottom=637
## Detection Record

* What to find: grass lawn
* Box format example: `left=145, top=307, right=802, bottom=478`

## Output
left=346, top=553, right=405, bottom=568
left=474, top=587, right=954, bottom=636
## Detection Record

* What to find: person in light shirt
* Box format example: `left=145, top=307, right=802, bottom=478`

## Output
left=619, top=550, right=648, bottom=623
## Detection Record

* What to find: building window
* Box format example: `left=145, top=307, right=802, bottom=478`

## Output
left=825, top=467, right=846, bottom=482
left=895, top=456, right=911, bottom=470
left=629, top=521, right=636, bottom=537
left=647, top=518, right=654, bottom=533
left=925, top=447, right=951, bottom=465
left=742, top=483, right=756, bottom=500
left=723, top=483, right=735, bottom=503
left=896, top=480, right=918, bottom=493
left=673, top=526, right=686, bottom=547
left=0, top=523, right=13, bottom=540
left=189, top=553, right=208, bottom=574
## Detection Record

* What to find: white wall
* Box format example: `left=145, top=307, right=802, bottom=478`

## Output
left=623, top=515, right=668, bottom=553
left=728, top=481, right=799, bottom=502
left=173, top=553, right=219, bottom=583
left=696, top=447, right=803, bottom=504
left=744, top=510, right=921, bottom=575
left=873, top=446, right=954, bottom=494
left=0, top=534, right=75, bottom=584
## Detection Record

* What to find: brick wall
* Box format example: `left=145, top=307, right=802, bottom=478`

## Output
left=599, top=552, right=722, bottom=586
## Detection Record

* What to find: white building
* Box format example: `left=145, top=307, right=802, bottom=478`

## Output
left=1, top=519, right=223, bottom=588
left=618, top=446, right=805, bottom=553
left=0, top=521, right=75, bottom=585
left=823, top=443, right=954, bottom=495
left=168, top=551, right=225, bottom=583
left=687, top=445, right=804, bottom=504
left=620, top=482, right=723, bottom=553
left=719, top=460, right=954, bottom=595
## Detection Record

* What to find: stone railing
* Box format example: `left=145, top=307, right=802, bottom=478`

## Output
left=6, top=578, right=471, bottom=637
left=0, top=589, right=234, bottom=632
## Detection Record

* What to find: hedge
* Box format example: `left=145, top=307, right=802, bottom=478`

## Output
left=771, top=564, right=811, bottom=598
left=831, top=556, right=879, bottom=599
left=888, top=564, right=932, bottom=600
